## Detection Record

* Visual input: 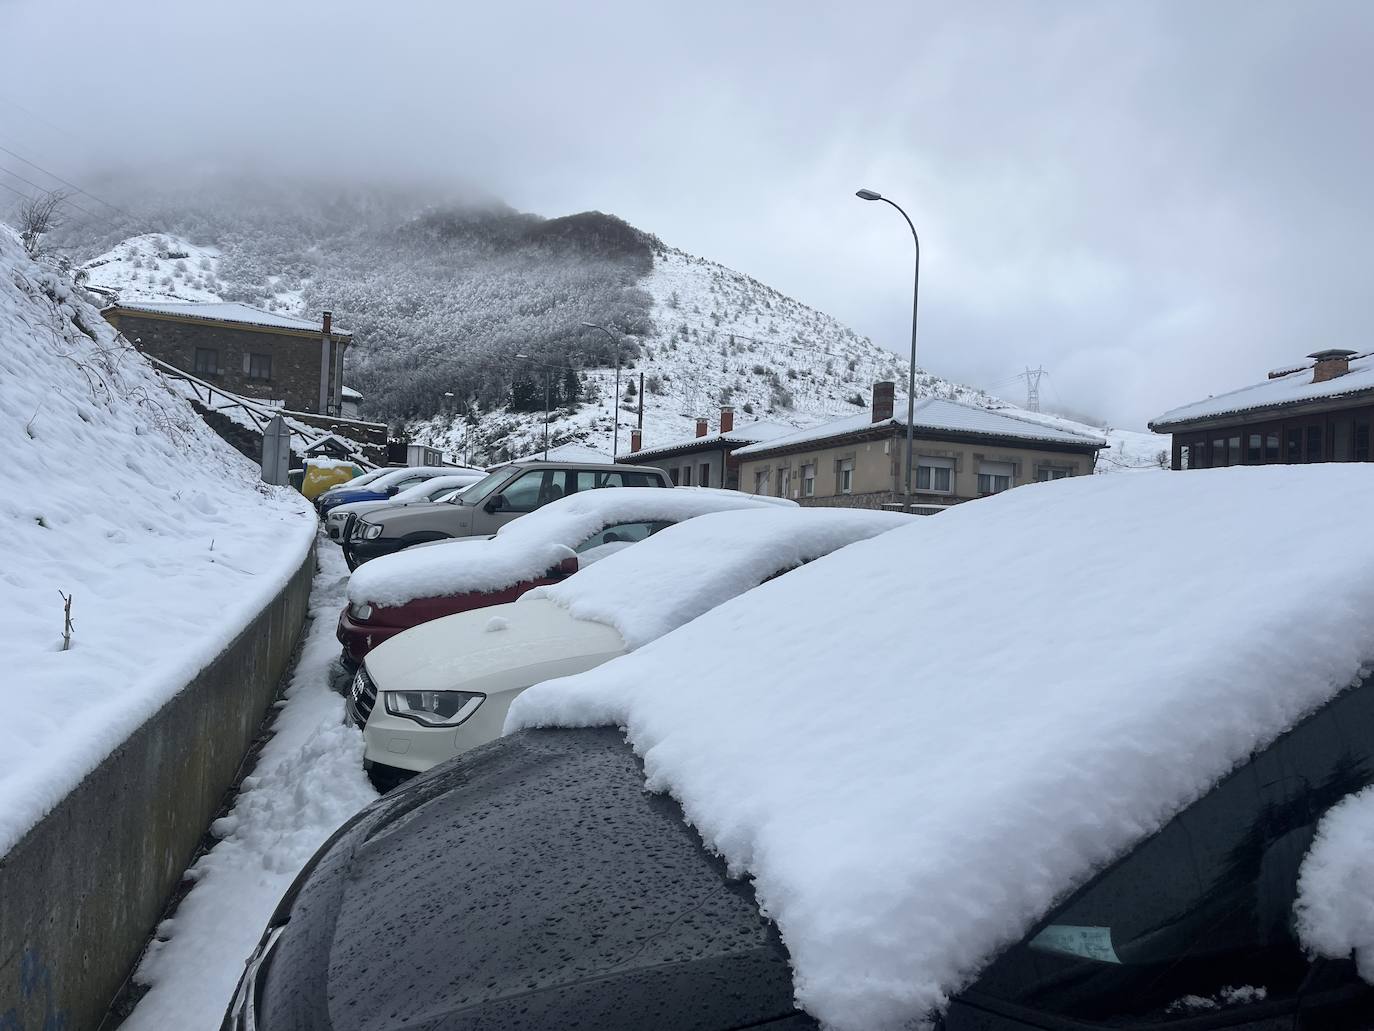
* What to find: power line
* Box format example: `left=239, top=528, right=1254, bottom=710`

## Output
left=0, top=142, right=134, bottom=219
left=0, top=163, right=113, bottom=227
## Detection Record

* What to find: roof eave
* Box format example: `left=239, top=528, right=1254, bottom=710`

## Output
left=738, top=421, right=1105, bottom=460
left=1150, top=385, right=1374, bottom=433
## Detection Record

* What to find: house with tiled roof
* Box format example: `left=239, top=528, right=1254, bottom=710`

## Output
left=102, top=300, right=353, bottom=416
left=1149, top=350, right=1374, bottom=469
left=617, top=406, right=795, bottom=489
left=733, top=381, right=1106, bottom=510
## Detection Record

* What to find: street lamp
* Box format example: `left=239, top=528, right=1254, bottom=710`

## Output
left=442, top=391, right=456, bottom=464
left=581, top=322, right=622, bottom=458
left=856, top=187, right=920, bottom=507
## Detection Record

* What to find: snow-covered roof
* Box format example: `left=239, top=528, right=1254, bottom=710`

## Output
left=504, top=441, right=613, bottom=466
left=508, top=466, right=1374, bottom=1029
left=349, top=486, right=787, bottom=608
left=621, top=418, right=796, bottom=462
left=529, top=507, right=911, bottom=650
left=734, top=397, right=1106, bottom=457
left=1150, top=353, right=1374, bottom=430
left=106, top=300, right=352, bottom=338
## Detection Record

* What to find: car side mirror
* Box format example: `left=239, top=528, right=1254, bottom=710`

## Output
left=555, top=555, right=579, bottom=577
left=484, top=494, right=506, bottom=514
left=386, top=485, right=401, bottom=497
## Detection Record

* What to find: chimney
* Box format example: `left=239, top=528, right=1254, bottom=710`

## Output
left=696, top=417, right=709, bottom=438
left=1309, top=349, right=1357, bottom=384
left=630, top=428, right=642, bottom=453
left=871, top=380, right=896, bottom=423
left=720, top=405, right=734, bottom=434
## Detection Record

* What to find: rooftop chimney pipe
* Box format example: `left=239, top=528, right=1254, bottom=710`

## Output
left=720, top=405, right=734, bottom=434
left=1309, top=349, right=1357, bottom=384
left=872, top=381, right=896, bottom=423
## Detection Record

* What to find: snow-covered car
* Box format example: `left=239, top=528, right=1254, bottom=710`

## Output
left=347, top=506, right=909, bottom=789
left=317, top=465, right=468, bottom=517
left=323, top=472, right=484, bottom=543
left=343, top=460, right=672, bottom=566
left=227, top=467, right=1374, bottom=1031
left=337, top=486, right=795, bottom=666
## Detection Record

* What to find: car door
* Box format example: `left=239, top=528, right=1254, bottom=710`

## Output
left=950, top=672, right=1374, bottom=1030
left=474, top=469, right=569, bottom=533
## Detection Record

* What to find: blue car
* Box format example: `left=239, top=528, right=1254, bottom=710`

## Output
left=317, top=467, right=456, bottom=515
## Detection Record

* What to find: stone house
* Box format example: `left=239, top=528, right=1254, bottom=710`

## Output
left=102, top=301, right=352, bottom=416
left=1149, top=350, right=1374, bottom=469
left=734, top=381, right=1106, bottom=509
left=618, top=406, right=794, bottom=489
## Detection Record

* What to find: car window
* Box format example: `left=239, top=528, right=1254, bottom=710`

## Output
left=573, top=469, right=660, bottom=491
left=573, top=520, right=673, bottom=553
left=968, top=674, right=1374, bottom=1023
left=452, top=469, right=510, bottom=504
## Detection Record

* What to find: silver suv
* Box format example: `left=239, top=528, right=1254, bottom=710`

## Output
left=344, top=461, right=672, bottom=567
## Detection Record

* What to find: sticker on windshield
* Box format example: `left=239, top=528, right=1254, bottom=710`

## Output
left=1028, top=925, right=1121, bottom=964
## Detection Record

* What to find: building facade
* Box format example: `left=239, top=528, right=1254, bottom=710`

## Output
left=734, top=382, right=1106, bottom=509
left=1150, top=350, right=1374, bottom=470
left=618, top=406, right=794, bottom=489
left=103, top=301, right=352, bottom=416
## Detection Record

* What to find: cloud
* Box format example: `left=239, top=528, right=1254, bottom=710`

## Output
left=1, top=0, right=1372, bottom=426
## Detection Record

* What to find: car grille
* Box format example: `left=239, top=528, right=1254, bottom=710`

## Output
left=347, top=667, right=377, bottom=727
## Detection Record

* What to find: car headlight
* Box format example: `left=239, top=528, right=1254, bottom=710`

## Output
left=383, top=690, right=484, bottom=728
left=362, top=522, right=384, bottom=540
left=349, top=601, right=373, bottom=621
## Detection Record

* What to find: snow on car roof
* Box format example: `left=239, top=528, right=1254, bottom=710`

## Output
left=389, top=472, right=483, bottom=504
left=508, top=466, right=1374, bottom=1030
left=348, top=487, right=786, bottom=608
left=527, top=507, right=911, bottom=649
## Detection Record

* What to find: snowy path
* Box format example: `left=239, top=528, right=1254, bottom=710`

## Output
left=120, top=538, right=378, bottom=1030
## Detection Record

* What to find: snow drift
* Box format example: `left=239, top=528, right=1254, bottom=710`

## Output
left=509, top=466, right=1374, bottom=1029
left=0, top=230, right=315, bottom=857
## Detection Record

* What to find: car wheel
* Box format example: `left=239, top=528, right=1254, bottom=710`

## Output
left=367, top=763, right=415, bottom=795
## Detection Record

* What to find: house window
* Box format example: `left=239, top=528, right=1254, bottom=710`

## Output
left=247, top=352, right=273, bottom=381
left=669, top=467, right=680, bottom=485
left=1305, top=425, right=1323, bottom=463
left=1357, top=421, right=1371, bottom=462
left=1245, top=433, right=1262, bottom=463
left=777, top=466, right=791, bottom=499
left=193, top=348, right=219, bottom=376
left=839, top=459, right=854, bottom=494
left=1286, top=428, right=1302, bottom=463
left=699, top=462, right=711, bottom=488
left=977, top=461, right=1014, bottom=495
left=1179, top=444, right=1191, bottom=470
left=1265, top=432, right=1280, bottom=462
left=1035, top=465, right=1071, bottom=482
left=1227, top=435, right=1241, bottom=466
left=801, top=463, right=815, bottom=497
left=681, top=465, right=693, bottom=486
left=915, top=457, right=954, bottom=493
left=754, top=468, right=769, bottom=494
left=1212, top=437, right=1228, bottom=467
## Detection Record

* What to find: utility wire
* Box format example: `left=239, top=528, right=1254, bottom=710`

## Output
left=0, top=141, right=137, bottom=220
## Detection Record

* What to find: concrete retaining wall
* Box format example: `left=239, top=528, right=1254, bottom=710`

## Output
left=0, top=544, right=316, bottom=1031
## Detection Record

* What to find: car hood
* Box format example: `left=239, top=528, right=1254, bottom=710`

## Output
left=360, top=500, right=470, bottom=534
left=255, top=728, right=802, bottom=1031
left=364, top=597, right=626, bottom=695
left=326, top=499, right=390, bottom=520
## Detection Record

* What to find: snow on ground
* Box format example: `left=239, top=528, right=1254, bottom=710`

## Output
left=121, top=541, right=378, bottom=1031
left=348, top=486, right=789, bottom=609
left=1295, top=784, right=1374, bottom=982
left=0, top=230, right=316, bottom=858
left=529, top=507, right=912, bottom=649
left=81, top=233, right=225, bottom=303
left=509, top=466, right=1374, bottom=1029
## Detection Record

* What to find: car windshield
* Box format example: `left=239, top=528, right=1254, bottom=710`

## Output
left=447, top=469, right=509, bottom=504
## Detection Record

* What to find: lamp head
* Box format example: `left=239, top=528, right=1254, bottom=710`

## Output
left=855, top=188, right=882, bottom=201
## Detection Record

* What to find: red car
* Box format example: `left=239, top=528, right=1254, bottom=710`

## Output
left=337, top=486, right=789, bottom=665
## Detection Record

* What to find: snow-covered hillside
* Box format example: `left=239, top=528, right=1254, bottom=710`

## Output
left=0, top=228, right=316, bottom=857
left=80, top=233, right=224, bottom=303
left=407, top=246, right=1003, bottom=462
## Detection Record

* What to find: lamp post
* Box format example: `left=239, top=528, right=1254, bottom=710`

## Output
left=856, top=187, right=920, bottom=508
left=581, top=322, right=622, bottom=458
left=442, top=391, right=455, bottom=461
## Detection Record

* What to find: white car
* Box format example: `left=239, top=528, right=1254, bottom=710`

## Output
left=347, top=506, right=912, bottom=789
left=324, top=472, right=484, bottom=542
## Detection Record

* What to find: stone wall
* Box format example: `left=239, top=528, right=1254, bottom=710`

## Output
left=0, top=545, right=315, bottom=1031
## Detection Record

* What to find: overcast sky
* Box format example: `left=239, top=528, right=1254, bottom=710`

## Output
left=3, top=0, right=1372, bottom=427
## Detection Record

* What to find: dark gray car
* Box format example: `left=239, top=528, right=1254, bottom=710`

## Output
left=344, top=461, right=671, bottom=567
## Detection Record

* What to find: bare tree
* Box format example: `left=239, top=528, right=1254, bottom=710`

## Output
left=17, top=190, right=68, bottom=258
